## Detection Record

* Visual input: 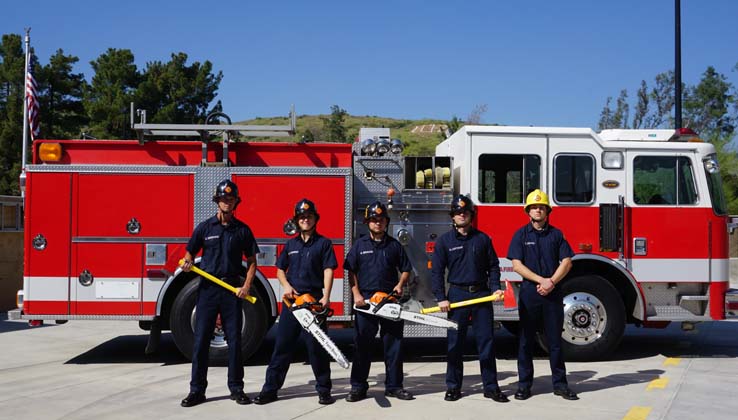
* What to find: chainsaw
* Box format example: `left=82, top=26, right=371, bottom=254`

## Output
left=353, top=291, right=458, bottom=330
left=283, top=294, right=350, bottom=369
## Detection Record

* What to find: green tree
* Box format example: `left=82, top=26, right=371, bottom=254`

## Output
left=320, top=105, right=349, bottom=142
left=85, top=48, right=139, bottom=139
left=612, top=90, right=630, bottom=129
left=683, top=66, right=735, bottom=136
left=37, top=49, right=88, bottom=139
left=136, top=52, right=223, bottom=124
left=597, top=97, right=613, bottom=130
left=440, top=115, right=463, bottom=140
left=0, top=34, right=25, bottom=194
left=646, top=71, right=675, bottom=129
left=632, top=80, right=649, bottom=129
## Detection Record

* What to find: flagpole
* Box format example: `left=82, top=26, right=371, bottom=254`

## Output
left=20, top=28, right=30, bottom=197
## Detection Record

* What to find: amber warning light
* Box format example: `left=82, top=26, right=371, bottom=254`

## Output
left=38, top=143, right=62, bottom=162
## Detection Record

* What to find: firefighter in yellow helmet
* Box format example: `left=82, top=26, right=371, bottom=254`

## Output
left=507, top=189, right=578, bottom=401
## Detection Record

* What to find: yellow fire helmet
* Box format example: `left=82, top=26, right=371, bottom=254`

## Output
left=524, top=189, right=551, bottom=213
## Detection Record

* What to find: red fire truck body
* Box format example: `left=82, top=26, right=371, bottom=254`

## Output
left=10, top=118, right=738, bottom=361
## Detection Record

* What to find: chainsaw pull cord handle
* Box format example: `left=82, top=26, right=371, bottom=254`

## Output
left=372, top=290, right=400, bottom=314
left=283, top=296, right=329, bottom=315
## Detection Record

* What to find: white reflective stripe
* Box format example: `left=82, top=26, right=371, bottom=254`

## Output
left=500, top=258, right=729, bottom=283
left=143, top=277, right=166, bottom=302
left=630, top=258, right=728, bottom=282
left=267, top=278, right=345, bottom=301
left=75, top=277, right=141, bottom=302
left=24, top=276, right=158, bottom=302
left=23, top=276, right=68, bottom=301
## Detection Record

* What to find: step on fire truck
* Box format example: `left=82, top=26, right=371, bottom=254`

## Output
left=10, top=108, right=738, bottom=361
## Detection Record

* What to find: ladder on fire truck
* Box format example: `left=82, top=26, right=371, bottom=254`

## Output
left=130, top=103, right=297, bottom=166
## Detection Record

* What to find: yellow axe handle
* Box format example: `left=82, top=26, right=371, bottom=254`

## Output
left=179, top=259, right=257, bottom=304
left=421, top=293, right=502, bottom=314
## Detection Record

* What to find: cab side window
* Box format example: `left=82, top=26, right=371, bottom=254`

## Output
left=633, top=156, right=697, bottom=205
left=478, top=154, right=540, bottom=203
left=554, top=154, right=594, bottom=204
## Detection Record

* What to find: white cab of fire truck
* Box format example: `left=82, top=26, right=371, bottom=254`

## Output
left=435, top=125, right=737, bottom=360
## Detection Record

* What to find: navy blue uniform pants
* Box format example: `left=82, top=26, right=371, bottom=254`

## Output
left=350, top=310, right=404, bottom=392
left=517, top=282, right=567, bottom=390
left=446, top=287, right=500, bottom=391
left=261, top=306, right=332, bottom=395
left=190, top=285, right=243, bottom=394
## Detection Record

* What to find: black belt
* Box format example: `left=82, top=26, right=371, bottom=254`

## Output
left=450, top=283, right=488, bottom=293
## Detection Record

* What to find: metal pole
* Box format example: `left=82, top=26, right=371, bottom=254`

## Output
left=20, top=28, right=31, bottom=198
left=21, top=28, right=30, bottom=170
left=674, top=0, right=682, bottom=129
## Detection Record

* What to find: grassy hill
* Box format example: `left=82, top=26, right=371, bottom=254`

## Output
left=240, top=114, right=449, bottom=156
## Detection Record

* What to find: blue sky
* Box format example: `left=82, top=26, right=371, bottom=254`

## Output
left=5, top=0, right=738, bottom=128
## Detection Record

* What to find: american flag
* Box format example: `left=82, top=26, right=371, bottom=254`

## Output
left=25, top=59, right=40, bottom=140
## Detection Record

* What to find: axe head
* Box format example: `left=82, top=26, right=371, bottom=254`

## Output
left=503, top=281, right=517, bottom=309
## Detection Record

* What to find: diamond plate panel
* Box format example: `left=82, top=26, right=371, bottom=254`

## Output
left=642, top=282, right=708, bottom=318
left=194, top=167, right=230, bottom=228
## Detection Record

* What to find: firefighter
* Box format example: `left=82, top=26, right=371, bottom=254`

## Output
left=344, top=201, right=414, bottom=402
left=180, top=179, right=259, bottom=407
left=507, top=189, right=578, bottom=401
left=430, top=194, right=508, bottom=403
left=254, top=198, right=338, bottom=406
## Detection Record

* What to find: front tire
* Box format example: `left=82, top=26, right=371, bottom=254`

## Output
left=557, top=275, right=626, bottom=361
left=170, top=278, right=269, bottom=363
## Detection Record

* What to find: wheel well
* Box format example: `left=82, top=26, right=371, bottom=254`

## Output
left=568, top=259, right=640, bottom=323
left=158, top=271, right=198, bottom=330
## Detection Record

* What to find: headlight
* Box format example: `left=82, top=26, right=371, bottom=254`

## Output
left=360, top=139, right=376, bottom=155
left=390, top=138, right=404, bottom=155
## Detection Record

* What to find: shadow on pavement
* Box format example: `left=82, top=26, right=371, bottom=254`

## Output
left=63, top=320, right=738, bottom=370
left=65, top=333, right=188, bottom=365
left=0, top=312, right=55, bottom=333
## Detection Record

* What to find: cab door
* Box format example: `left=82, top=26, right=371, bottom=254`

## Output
left=624, top=151, right=708, bottom=285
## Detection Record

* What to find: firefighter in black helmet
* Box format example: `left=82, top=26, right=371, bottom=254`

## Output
left=254, top=198, right=338, bottom=406
left=212, top=179, right=242, bottom=207
left=180, top=179, right=259, bottom=407
left=431, top=194, right=507, bottom=403
left=344, top=201, right=414, bottom=402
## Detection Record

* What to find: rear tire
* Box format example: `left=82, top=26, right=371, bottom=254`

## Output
left=170, top=278, right=269, bottom=363
left=501, top=321, right=520, bottom=336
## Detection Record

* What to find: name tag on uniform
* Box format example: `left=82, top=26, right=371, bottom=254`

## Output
left=205, top=235, right=220, bottom=241
left=360, top=250, right=374, bottom=255
left=449, top=246, right=463, bottom=252
left=524, top=241, right=536, bottom=246
left=288, top=250, right=299, bottom=255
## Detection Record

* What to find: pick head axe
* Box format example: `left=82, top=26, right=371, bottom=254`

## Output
left=421, top=281, right=517, bottom=314
left=178, top=259, right=257, bottom=304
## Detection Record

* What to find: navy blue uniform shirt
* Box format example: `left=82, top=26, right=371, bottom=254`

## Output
left=275, top=232, right=338, bottom=294
left=431, top=227, right=501, bottom=301
left=344, top=234, right=412, bottom=295
left=506, top=223, right=574, bottom=280
left=186, top=216, right=260, bottom=282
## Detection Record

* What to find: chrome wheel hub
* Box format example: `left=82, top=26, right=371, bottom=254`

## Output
left=562, top=292, right=607, bottom=345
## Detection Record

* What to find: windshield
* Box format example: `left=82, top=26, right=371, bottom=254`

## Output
left=703, top=154, right=727, bottom=215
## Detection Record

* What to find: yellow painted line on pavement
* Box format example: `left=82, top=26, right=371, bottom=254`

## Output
left=663, top=357, right=681, bottom=366
left=623, top=406, right=652, bottom=420
left=646, top=377, right=669, bottom=390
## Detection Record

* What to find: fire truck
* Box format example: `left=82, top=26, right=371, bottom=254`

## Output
left=10, top=108, right=738, bottom=361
